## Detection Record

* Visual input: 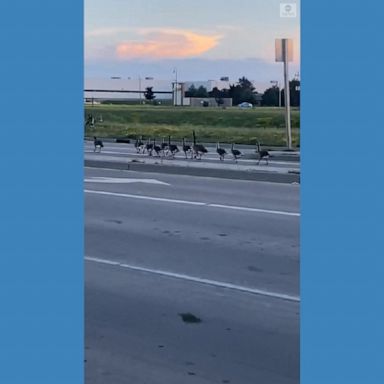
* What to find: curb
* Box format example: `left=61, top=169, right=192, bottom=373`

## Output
left=85, top=159, right=300, bottom=184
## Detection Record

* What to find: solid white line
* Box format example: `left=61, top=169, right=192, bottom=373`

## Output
left=85, top=256, right=300, bottom=303
left=208, top=203, right=300, bottom=217
left=84, top=189, right=300, bottom=217
left=84, top=189, right=205, bottom=206
left=84, top=177, right=170, bottom=185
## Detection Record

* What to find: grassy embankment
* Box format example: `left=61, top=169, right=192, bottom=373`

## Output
left=84, top=104, right=300, bottom=147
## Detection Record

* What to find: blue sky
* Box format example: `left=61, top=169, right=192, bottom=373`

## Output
left=85, top=0, right=300, bottom=87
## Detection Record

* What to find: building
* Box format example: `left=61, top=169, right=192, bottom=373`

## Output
left=84, top=77, right=173, bottom=103
left=84, top=77, right=268, bottom=105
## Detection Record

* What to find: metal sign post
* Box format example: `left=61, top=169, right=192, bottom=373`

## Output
left=283, top=39, right=292, bottom=149
left=276, top=38, right=293, bottom=149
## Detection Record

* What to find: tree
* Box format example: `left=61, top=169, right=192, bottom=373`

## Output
left=238, top=76, right=255, bottom=91
left=228, top=84, right=242, bottom=105
left=289, top=79, right=300, bottom=107
left=262, top=87, right=280, bottom=106
left=144, top=86, right=156, bottom=102
left=280, top=79, right=300, bottom=107
left=185, top=84, right=197, bottom=97
left=228, top=77, right=258, bottom=105
left=195, top=85, right=209, bottom=98
left=209, top=87, right=225, bottom=106
left=185, top=84, right=209, bottom=98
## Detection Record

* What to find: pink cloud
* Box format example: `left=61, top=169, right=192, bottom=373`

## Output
left=116, top=30, right=220, bottom=60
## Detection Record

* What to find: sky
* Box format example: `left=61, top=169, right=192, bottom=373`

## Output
left=84, top=0, right=300, bottom=89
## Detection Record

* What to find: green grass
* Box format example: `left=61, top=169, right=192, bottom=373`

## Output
left=85, top=105, right=300, bottom=147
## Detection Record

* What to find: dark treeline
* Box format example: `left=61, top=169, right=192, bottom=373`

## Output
left=186, top=76, right=300, bottom=107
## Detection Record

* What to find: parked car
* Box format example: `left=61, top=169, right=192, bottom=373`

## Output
left=238, top=102, right=253, bottom=109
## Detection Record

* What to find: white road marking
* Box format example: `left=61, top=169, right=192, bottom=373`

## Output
left=84, top=177, right=170, bottom=185
left=85, top=256, right=300, bottom=303
left=209, top=203, right=300, bottom=217
left=85, top=189, right=206, bottom=206
left=84, top=189, right=300, bottom=217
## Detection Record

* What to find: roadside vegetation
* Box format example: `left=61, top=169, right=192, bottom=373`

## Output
left=84, top=104, right=300, bottom=147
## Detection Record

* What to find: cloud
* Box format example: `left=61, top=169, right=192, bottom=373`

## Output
left=115, top=29, right=221, bottom=60
left=86, top=27, right=132, bottom=38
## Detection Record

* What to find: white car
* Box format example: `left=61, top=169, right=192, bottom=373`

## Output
left=238, top=102, right=253, bottom=109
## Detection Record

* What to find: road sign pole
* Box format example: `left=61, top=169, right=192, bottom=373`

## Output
left=283, top=39, right=292, bottom=149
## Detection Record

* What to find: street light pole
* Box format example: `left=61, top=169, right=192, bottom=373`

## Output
left=139, top=76, right=142, bottom=104
left=173, top=68, right=178, bottom=106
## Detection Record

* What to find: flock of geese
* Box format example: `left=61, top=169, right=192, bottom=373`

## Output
left=93, top=131, right=270, bottom=164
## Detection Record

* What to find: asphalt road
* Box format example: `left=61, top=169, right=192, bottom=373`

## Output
left=85, top=167, right=300, bottom=383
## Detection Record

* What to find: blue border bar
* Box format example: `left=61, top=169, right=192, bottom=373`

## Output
left=302, top=1, right=384, bottom=383
left=0, top=2, right=83, bottom=383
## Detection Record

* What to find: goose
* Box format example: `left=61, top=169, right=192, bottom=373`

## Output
left=153, top=139, right=162, bottom=157
left=144, top=138, right=154, bottom=155
left=93, top=136, right=103, bottom=152
left=168, top=136, right=179, bottom=158
left=192, top=130, right=208, bottom=160
left=182, top=138, right=192, bottom=159
left=231, top=143, right=242, bottom=162
left=256, top=140, right=270, bottom=165
left=161, top=137, right=168, bottom=152
left=216, top=142, right=227, bottom=161
left=134, top=136, right=144, bottom=153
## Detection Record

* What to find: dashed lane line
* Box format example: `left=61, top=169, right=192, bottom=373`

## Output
left=84, top=189, right=300, bottom=217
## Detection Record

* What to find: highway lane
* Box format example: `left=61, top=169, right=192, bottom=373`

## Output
left=85, top=168, right=299, bottom=296
left=85, top=167, right=300, bottom=214
left=85, top=261, right=299, bottom=384
left=85, top=167, right=300, bottom=383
